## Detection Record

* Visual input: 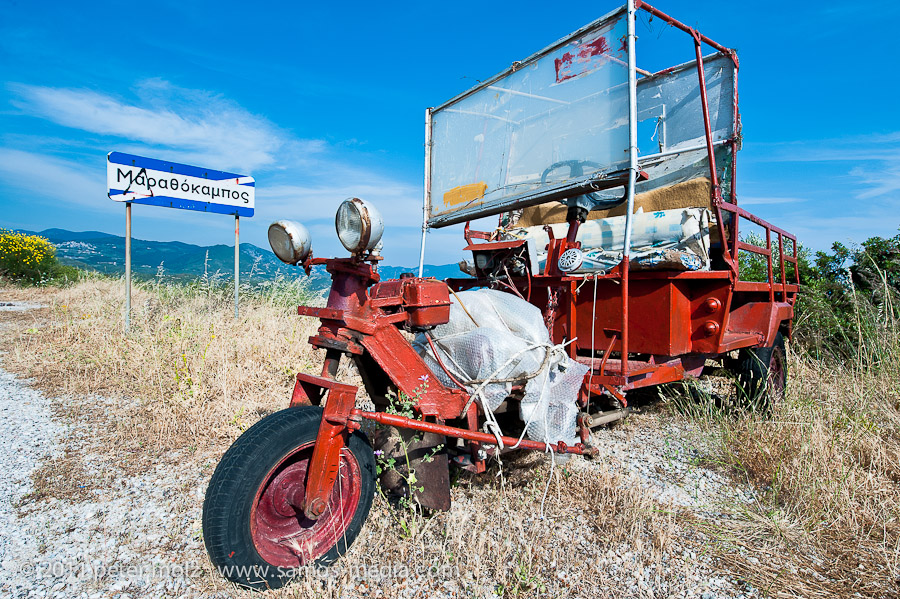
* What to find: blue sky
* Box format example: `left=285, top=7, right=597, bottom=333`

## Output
left=1, top=0, right=899, bottom=267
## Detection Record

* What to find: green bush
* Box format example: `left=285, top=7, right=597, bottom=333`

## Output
left=796, top=229, right=900, bottom=362
left=0, top=229, right=80, bottom=285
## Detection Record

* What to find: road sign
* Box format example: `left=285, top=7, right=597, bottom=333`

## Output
left=107, top=151, right=254, bottom=330
left=107, top=152, right=255, bottom=217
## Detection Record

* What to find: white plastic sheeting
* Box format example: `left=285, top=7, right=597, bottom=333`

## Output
left=412, top=289, right=587, bottom=445
left=427, top=46, right=737, bottom=228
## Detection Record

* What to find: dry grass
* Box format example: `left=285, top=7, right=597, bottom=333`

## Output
left=14, top=449, right=95, bottom=510
left=4, top=275, right=900, bottom=597
left=190, top=453, right=691, bottom=599
left=0, top=277, right=731, bottom=598
left=0, top=276, right=322, bottom=457
left=682, top=348, right=900, bottom=597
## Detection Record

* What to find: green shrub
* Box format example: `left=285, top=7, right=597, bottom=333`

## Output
left=0, top=229, right=80, bottom=285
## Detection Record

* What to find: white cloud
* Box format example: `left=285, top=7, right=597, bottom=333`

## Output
left=0, top=80, right=468, bottom=263
left=258, top=179, right=422, bottom=226
left=746, top=132, right=900, bottom=204
left=0, top=148, right=102, bottom=206
left=739, top=196, right=806, bottom=206
left=8, top=80, right=322, bottom=173
left=849, top=164, right=900, bottom=201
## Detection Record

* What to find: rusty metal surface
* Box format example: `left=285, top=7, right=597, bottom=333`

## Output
left=303, top=382, right=358, bottom=519
left=290, top=372, right=357, bottom=408
left=360, top=325, right=468, bottom=421
left=462, top=240, right=525, bottom=252
left=250, top=441, right=362, bottom=566
left=373, top=426, right=451, bottom=511
left=353, top=410, right=598, bottom=457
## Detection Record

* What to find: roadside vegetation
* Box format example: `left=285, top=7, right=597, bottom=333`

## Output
left=677, top=228, right=900, bottom=597
left=0, top=271, right=323, bottom=453
left=0, top=228, right=898, bottom=597
left=0, top=229, right=79, bottom=285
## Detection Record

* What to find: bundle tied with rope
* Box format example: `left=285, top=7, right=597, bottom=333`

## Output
left=411, top=288, right=588, bottom=447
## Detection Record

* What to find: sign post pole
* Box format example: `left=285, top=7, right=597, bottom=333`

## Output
left=234, top=214, right=239, bottom=318
left=125, top=202, right=132, bottom=333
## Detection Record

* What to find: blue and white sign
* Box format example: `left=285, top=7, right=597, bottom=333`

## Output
left=107, top=152, right=255, bottom=217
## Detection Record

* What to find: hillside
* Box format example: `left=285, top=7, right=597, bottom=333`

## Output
left=11, top=228, right=464, bottom=284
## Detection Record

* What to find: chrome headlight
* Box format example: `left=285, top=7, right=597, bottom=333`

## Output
left=268, top=220, right=312, bottom=264
left=335, top=198, right=384, bottom=254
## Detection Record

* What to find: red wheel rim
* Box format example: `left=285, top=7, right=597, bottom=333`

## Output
left=249, top=441, right=362, bottom=568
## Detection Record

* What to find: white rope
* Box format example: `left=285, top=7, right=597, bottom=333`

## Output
left=537, top=368, right=556, bottom=520
left=458, top=338, right=575, bottom=456
left=470, top=348, right=559, bottom=520
left=425, top=289, right=578, bottom=520
left=458, top=338, right=575, bottom=421
left=539, top=444, right=555, bottom=520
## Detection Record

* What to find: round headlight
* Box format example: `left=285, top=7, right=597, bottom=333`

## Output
left=268, top=220, right=312, bottom=264
left=335, top=198, right=384, bottom=254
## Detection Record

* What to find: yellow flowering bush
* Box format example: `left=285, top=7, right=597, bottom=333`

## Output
left=0, top=229, right=79, bottom=284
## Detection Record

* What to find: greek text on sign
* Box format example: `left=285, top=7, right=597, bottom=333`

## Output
left=107, top=152, right=255, bottom=217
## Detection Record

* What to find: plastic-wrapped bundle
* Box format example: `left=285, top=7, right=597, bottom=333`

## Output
left=503, top=206, right=711, bottom=273
left=412, top=289, right=588, bottom=445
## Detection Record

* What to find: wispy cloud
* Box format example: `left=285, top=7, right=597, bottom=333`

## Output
left=849, top=163, right=900, bottom=200
left=259, top=178, right=421, bottom=226
left=0, top=80, right=427, bottom=255
left=746, top=132, right=900, bottom=202
left=740, top=196, right=806, bottom=206
left=0, top=148, right=101, bottom=206
left=8, top=79, right=323, bottom=173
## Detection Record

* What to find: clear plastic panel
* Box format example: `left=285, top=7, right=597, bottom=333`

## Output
left=429, top=12, right=629, bottom=226
left=589, top=53, right=736, bottom=203
left=639, top=53, right=735, bottom=152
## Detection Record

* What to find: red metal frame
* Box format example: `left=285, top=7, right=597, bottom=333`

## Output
left=281, top=1, right=798, bottom=526
left=447, top=0, right=798, bottom=391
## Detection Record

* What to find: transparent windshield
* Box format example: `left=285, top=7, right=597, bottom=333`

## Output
left=425, top=6, right=737, bottom=229
left=428, top=9, right=629, bottom=227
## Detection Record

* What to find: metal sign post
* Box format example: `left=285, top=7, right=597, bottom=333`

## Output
left=107, top=152, right=255, bottom=330
left=234, top=215, right=240, bottom=318
left=125, top=202, right=132, bottom=332
left=418, top=107, right=432, bottom=277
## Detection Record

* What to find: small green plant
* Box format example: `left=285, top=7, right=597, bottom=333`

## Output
left=374, top=381, right=444, bottom=537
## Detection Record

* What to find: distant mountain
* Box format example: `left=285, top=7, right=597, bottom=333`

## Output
left=17, top=228, right=300, bottom=282
left=378, top=263, right=467, bottom=280
left=10, top=227, right=467, bottom=285
left=39, top=229, right=117, bottom=242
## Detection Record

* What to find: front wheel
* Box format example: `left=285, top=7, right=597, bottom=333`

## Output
left=734, top=331, right=787, bottom=413
left=202, top=406, right=375, bottom=590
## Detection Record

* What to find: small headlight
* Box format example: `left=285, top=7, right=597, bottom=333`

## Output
left=335, top=198, right=384, bottom=254
left=268, top=220, right=312, bottom=264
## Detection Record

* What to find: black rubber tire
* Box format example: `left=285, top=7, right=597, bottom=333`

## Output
left=734, top=331, right=787, bottom=413
left=202, top=406, right=375, bottom=590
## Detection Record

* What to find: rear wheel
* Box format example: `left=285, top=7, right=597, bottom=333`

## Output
left=734, top=331, right=787, bottom=412
left=202, top=406, right=375, bottom=590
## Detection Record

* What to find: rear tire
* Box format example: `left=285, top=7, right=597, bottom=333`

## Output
left=734, top=331, right=787, bottom=413
left=202, top=406, right=375, bottom=590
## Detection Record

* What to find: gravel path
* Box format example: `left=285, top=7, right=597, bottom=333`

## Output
left=0, top=368, right=62, bottom=596
left=0, top=369, right=214, bottom=598
left=592, top=417, right=760, bottom=514
left=0, top=301, right=212, bottom=598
